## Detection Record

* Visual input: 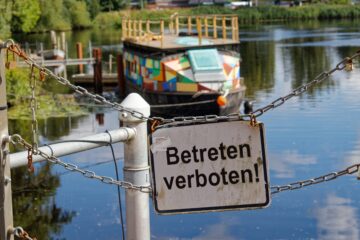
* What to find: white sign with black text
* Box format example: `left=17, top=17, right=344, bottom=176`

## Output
left=150, top=120, right=270, bottom=214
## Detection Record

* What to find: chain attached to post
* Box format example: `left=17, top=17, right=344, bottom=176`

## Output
left=271, top=163, right=360, bottom=194
left=28, top=64, right=38, bottom=172
left=249, top=114, right=258, bottom=127
left=12, top=226, right=37, bottom=240
left=10, top=134, right=153, bottom=193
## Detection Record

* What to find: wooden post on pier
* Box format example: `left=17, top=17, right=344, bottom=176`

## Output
left=0, top=42, right=14, bottom=240
left=196, top=17, right=202, bottom=45
left=187, top=16, right=192, bottom=35
left=213, top=16, right=217, bottom=39
left=160, top=20, right=164, bottom=48
left=93, top=48, right=103, bottom=94
left=222, top=16, right=226, bottom=40
left=204, top=17, right=208, bottom=37
left=117, top=54, right=126, bottom=98
left=76, top=42, right=84, bottom=74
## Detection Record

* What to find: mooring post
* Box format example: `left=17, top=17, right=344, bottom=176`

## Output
left=92, top=48, right=103, bottom=94
left=117, top=54, right=126, bottom=98
left=76, top=42, right=84, bottom=74
left=0, top=43, right=14, bottom=240
left=120, top=93, right=150, bottom=240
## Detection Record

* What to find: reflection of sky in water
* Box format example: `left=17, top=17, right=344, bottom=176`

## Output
left=315, top=194, right=359, bottom=240
left=269, top=150, right=317, bottom=178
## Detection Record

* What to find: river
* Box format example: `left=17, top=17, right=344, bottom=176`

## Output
left=9, top=19, right=360, bottom=239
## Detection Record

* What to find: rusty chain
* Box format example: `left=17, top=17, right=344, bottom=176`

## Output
left=12, top=226, right=37, bottom=240
left=28, top=64, right=37, bottom=173
left=10, top=134, right=152, bottom=193
left=271, top=163, right=360, bottom=194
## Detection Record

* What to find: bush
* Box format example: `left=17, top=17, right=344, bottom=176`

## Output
left=65, top=0, right=92, bottom=29
left=93, top=11, right=123, bottom=29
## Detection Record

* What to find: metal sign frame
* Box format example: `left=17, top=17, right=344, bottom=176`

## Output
left=150, top=120, right=270, bottom=215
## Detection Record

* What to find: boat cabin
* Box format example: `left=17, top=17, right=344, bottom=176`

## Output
left=120, top=14, right=245, bottom=116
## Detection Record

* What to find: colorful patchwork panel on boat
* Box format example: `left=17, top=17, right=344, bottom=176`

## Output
left=222, top=55, right=239, bottom=68
left=124, top=50, right=241, bottom=93
left=165, top=69, right=177, bottom=81
left=162, top=79, right=177, bottom=92
left=176, top=82, right=198, bottom=92
left=177, top=69, right=195, bottom=83
left=163, top=57, right=191, bottom=72
left=143, top=78, right=154, bottom=91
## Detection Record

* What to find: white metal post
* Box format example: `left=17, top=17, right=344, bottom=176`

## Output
left=120, top=93, right=150, bottom=240
left=0, top=43, right=14, bottom=240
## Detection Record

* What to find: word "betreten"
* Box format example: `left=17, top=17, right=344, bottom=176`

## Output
left=166, top=142, right=251, bottom=165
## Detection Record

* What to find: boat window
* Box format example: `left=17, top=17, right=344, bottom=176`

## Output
left=187, top=49, right=223, bottom=73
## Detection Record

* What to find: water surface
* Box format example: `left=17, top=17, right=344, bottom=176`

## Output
left=10, top=19, right=360, bottom=239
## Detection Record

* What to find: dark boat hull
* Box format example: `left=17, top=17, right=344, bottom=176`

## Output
left=125, top=81, right=245, bottom=117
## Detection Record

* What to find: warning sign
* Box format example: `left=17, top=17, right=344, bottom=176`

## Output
left=150, top=120, right=270, bottom=214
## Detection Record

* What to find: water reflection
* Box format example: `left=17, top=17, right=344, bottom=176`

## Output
left=9, top=114, right=92, bottom=238
left=9, top=19, right=360, bottom=239
left=270, top=150, right=317, bottom=178
left=192, top=218, right=240, bottom=240
left=315, top=194, right=359, bottom=240
left=12, top=163, right=75, bottom=239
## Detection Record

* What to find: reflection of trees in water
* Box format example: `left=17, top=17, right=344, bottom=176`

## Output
left=286, top=46, right=333, bottom=95
left=8, top=116, right=86, bottom=239
left=240, top=40, right=275, bottom=98
left=9, top=115, right=87, bottom=142
left=12, top=164, right=75, bottom=239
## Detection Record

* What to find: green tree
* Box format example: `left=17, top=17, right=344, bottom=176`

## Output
left=35, top=0, right=71, bottom=31
left=64, top=0, right=92, bottom=29
left=0, top=0, right=12, bottom=38
left=100, top=0, right=128, bottom=11
left=11, top=0, right=41, bottom=33
left=86, top=0, right=101, bottom=19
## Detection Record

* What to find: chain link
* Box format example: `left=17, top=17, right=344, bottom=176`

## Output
left=12, top=226, right=37, bottom=240
left=252, top=54, right=360, bottom=118
left=10, top=134, right=152, bottom=193
left=271, top=163, right=360, bottom=194
left=29, top=64, right=38, bottom=153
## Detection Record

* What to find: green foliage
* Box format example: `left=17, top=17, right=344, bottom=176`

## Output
left=11, top=0, right=41, bottom=33
left=6, top=68, right=33, bottom=103
left=6, top=68, right=88, bottom=119
left=0, top=0, right=13, bottom=38
left=64, top=0, right=92, bottom=28
left=93, top=11, right=123, bottom=29
left=35, top=0, right=72, bottom=31
left=91, top=5, right=360, bottom=28
left=86, top=0, right=102, bottom=19
left=100, top=0, right=128, bottom=11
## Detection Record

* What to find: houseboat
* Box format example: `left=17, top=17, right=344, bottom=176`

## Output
left=121, top=14, right=246, bottom=116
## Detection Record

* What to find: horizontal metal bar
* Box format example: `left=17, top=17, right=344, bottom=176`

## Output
left=10, top=128, right=136, bottom=169
left=16, top=58, right=95, bottom=67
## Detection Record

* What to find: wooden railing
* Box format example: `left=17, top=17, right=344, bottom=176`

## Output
left=121, top=19, right=165, bottom=47
left=169, top=14, right=239, bottom=42
left=121, top=14, right=239, bottom=47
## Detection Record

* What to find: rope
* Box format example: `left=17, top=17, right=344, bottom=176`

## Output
left=106, top=130, right=125, bottom=240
